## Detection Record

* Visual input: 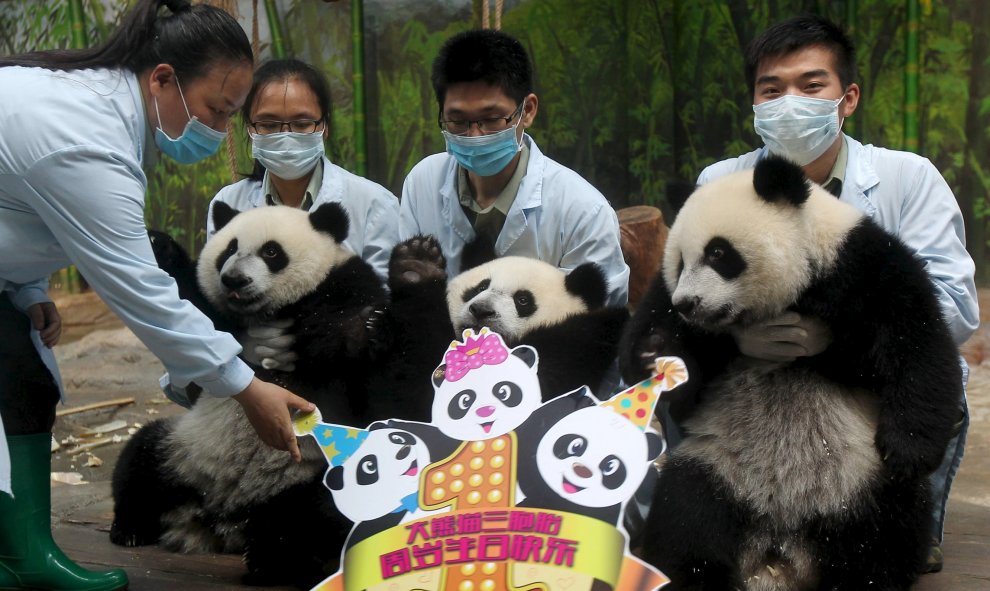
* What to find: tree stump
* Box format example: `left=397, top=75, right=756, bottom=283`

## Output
left=617, top=205, right=668, bottom=308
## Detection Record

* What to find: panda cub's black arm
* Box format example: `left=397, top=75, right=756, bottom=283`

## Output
left=800, top=220, right=962, bottom=480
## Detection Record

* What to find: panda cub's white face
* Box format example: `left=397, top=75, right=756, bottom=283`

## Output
left=197, top=205, right=353, bottom=317
left=447, top=257, right=591, bottom=342
left=662, top=166, right=860, bottom=331
left=432, top=345, right=542, bottom=441
left=536, top=406, right=655, bottom=508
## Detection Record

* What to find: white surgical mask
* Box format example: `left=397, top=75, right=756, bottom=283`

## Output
left=753, top=95, right=843, bottom=166
left=250, top=131, right=325, bottom=180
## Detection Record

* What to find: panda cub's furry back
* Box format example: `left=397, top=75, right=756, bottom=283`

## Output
left=111, top=203, right=386, bottom=588
left=621, top=156, right=961, bottom=590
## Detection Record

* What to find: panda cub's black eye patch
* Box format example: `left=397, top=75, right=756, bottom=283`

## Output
left=461, top=278, right=491, bottom=303
left=216, top=238, right=238, bottom=273
left=513, top=289, right=536, bottom=318
left=704, top=237, right=746, bottom=280
left=258, top=240, right=288, bottom=273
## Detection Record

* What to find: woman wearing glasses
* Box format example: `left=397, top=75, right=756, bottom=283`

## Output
left=399, top=29, right=629, bottom=307
left=206, top=58, right=398, bottom=282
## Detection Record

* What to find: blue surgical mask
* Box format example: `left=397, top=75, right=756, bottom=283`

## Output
left=753, top=95, right=843, bottom=166
left=250, top=131, right=325, bottom=180
left=153, top=77, right=226, bottom=164
left=443, top=124, right=522, bottom=177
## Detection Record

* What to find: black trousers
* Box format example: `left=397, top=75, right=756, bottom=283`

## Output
left=0, top=292, right=59, bottom=435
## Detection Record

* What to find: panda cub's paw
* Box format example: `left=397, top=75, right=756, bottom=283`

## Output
left=623, top=330, right=665, bottom=383
left=388, top=235, right=447, bottom=291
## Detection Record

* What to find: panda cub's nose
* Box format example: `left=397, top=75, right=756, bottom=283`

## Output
left=222, top=272, right=253, bottom=290
left=673, top=296, right=699, bottom=317
left=469, top=302, right=496, bottom=320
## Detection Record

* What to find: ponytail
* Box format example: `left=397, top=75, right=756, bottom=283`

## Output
left=0, top=0, right=252, bottom=81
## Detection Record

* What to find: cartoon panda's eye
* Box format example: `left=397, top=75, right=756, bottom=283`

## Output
left=600, top=454, right=627, bottom=490
left=448, top=389, right=476, bottom=420
left=388, top=431, right=415, bottom=446
left=491, top=381, right=522, bottom=407
left=553, top=434, right=587, bottom=459
left=357, top=455, right=379, bottom=485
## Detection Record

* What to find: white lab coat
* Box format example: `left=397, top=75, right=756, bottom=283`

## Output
left=207, top=157, right=399, bottom=282
left=400, top=135, right=630, bottom=307
left=697, top=135, right=978, bottom=346
left=0, top=66, right=254, bottom=494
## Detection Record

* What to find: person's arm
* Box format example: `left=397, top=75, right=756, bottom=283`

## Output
left=24, top=147, right=312, bottom=457
left=898, top=159, right=979, bottom=346
left=362, top=188, right=401, bottom=283
left=5, top=279, right=61, bottom=348
left=398, top=175, right=424, bottom=242
left=560, top=200, right=630, bottom=307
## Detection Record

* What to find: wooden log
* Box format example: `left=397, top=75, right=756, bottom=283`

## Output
left=617, top=205, right=668, bottom=308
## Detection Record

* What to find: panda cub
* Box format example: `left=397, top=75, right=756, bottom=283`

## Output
left=366, top=243, right=629, bottom=422
left=111, top=203, right=386, bottom=588
left=621, top=156, right=961, bottom=590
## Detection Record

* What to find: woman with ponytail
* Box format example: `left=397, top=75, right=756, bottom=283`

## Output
left=0, top=3, right=314, bottom=589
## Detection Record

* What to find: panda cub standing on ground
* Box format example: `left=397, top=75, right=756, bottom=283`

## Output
left=111, top=203, right=387, bottom=587
left=366, top=239, right=629, bottom=422
left=621, top=156, right=961, bottom=590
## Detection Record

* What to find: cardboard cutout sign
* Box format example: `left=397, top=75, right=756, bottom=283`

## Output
left=294, top=328, right=687, bottom=591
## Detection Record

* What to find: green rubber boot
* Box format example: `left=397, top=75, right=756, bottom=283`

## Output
left=0, top=433, right=128, bottom=590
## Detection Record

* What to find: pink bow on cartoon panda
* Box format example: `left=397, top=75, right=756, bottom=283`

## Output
left=444, top=333, right=509, bottom=382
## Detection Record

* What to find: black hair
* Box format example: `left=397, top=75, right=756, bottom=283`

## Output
left=0, top=0, right=252, bottom=81
left=430, top=29, right=533, bottom=111
left=243, top=58, right=333, bottom=181
left=744, top=14, right=857, bottom=95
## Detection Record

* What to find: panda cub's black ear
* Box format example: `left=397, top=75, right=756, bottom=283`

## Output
left=309, top=202, right=350, bottom=243
left=565, top=263, right=607, bottom=310
left=211, top=202, right=241, bottom=232
left=753, top=155, right=811, bottom=207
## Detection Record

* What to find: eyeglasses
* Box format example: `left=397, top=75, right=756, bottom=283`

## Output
left=249, top=119, right=324, bottom=135
left=438, top=103, right=523, bottom=136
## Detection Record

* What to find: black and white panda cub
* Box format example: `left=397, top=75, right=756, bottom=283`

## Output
left=112, top=203, right=386, bottom=588
left=620, top=156, right=961, bottom=590
left=367, top=241, right=629, bottom=421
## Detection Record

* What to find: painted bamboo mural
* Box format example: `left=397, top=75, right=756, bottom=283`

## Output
left=351, top=0, right=367, bottom=176
left=903, top=0, right=920, bottom=152
left=2, top=0, right=987, bottom=277
left=263, top=0, right=287, bottom=58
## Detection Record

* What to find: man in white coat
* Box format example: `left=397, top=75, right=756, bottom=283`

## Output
left=698, top=14, right=978, bottom=573
left=399, top=29, right=629, bottom=307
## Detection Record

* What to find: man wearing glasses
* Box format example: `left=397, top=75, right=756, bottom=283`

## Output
left=399, top=29, right=629, bottom=307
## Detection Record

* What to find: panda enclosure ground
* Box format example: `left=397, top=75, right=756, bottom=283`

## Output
left=40, top=289, right=990, bottom=590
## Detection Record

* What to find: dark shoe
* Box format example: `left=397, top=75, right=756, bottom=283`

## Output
left=0, top=433, right=129, bottom=590
left=922, top=541, right=944, bottom=574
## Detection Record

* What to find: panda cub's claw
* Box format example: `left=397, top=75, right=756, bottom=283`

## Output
left=388, top=235, right=447, bottom=290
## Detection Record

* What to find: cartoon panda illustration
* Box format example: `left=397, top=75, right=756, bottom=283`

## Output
left=620, top=156, right=962, bottom=590
left=111, top=203, right=388, bottom=588
left=366, top=244, right=629, bottom=422
left=514, top=387, right=665, bottom=527
left=430, top=336, right=542, bottom=441
left=321, top=420, right=458, bottom=548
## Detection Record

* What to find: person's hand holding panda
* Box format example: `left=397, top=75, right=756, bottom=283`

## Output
left=730, top=312, right=831, bottom=363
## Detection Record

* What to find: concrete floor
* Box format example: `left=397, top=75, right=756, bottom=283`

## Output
left=38, top=292, right=990, bottom=590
